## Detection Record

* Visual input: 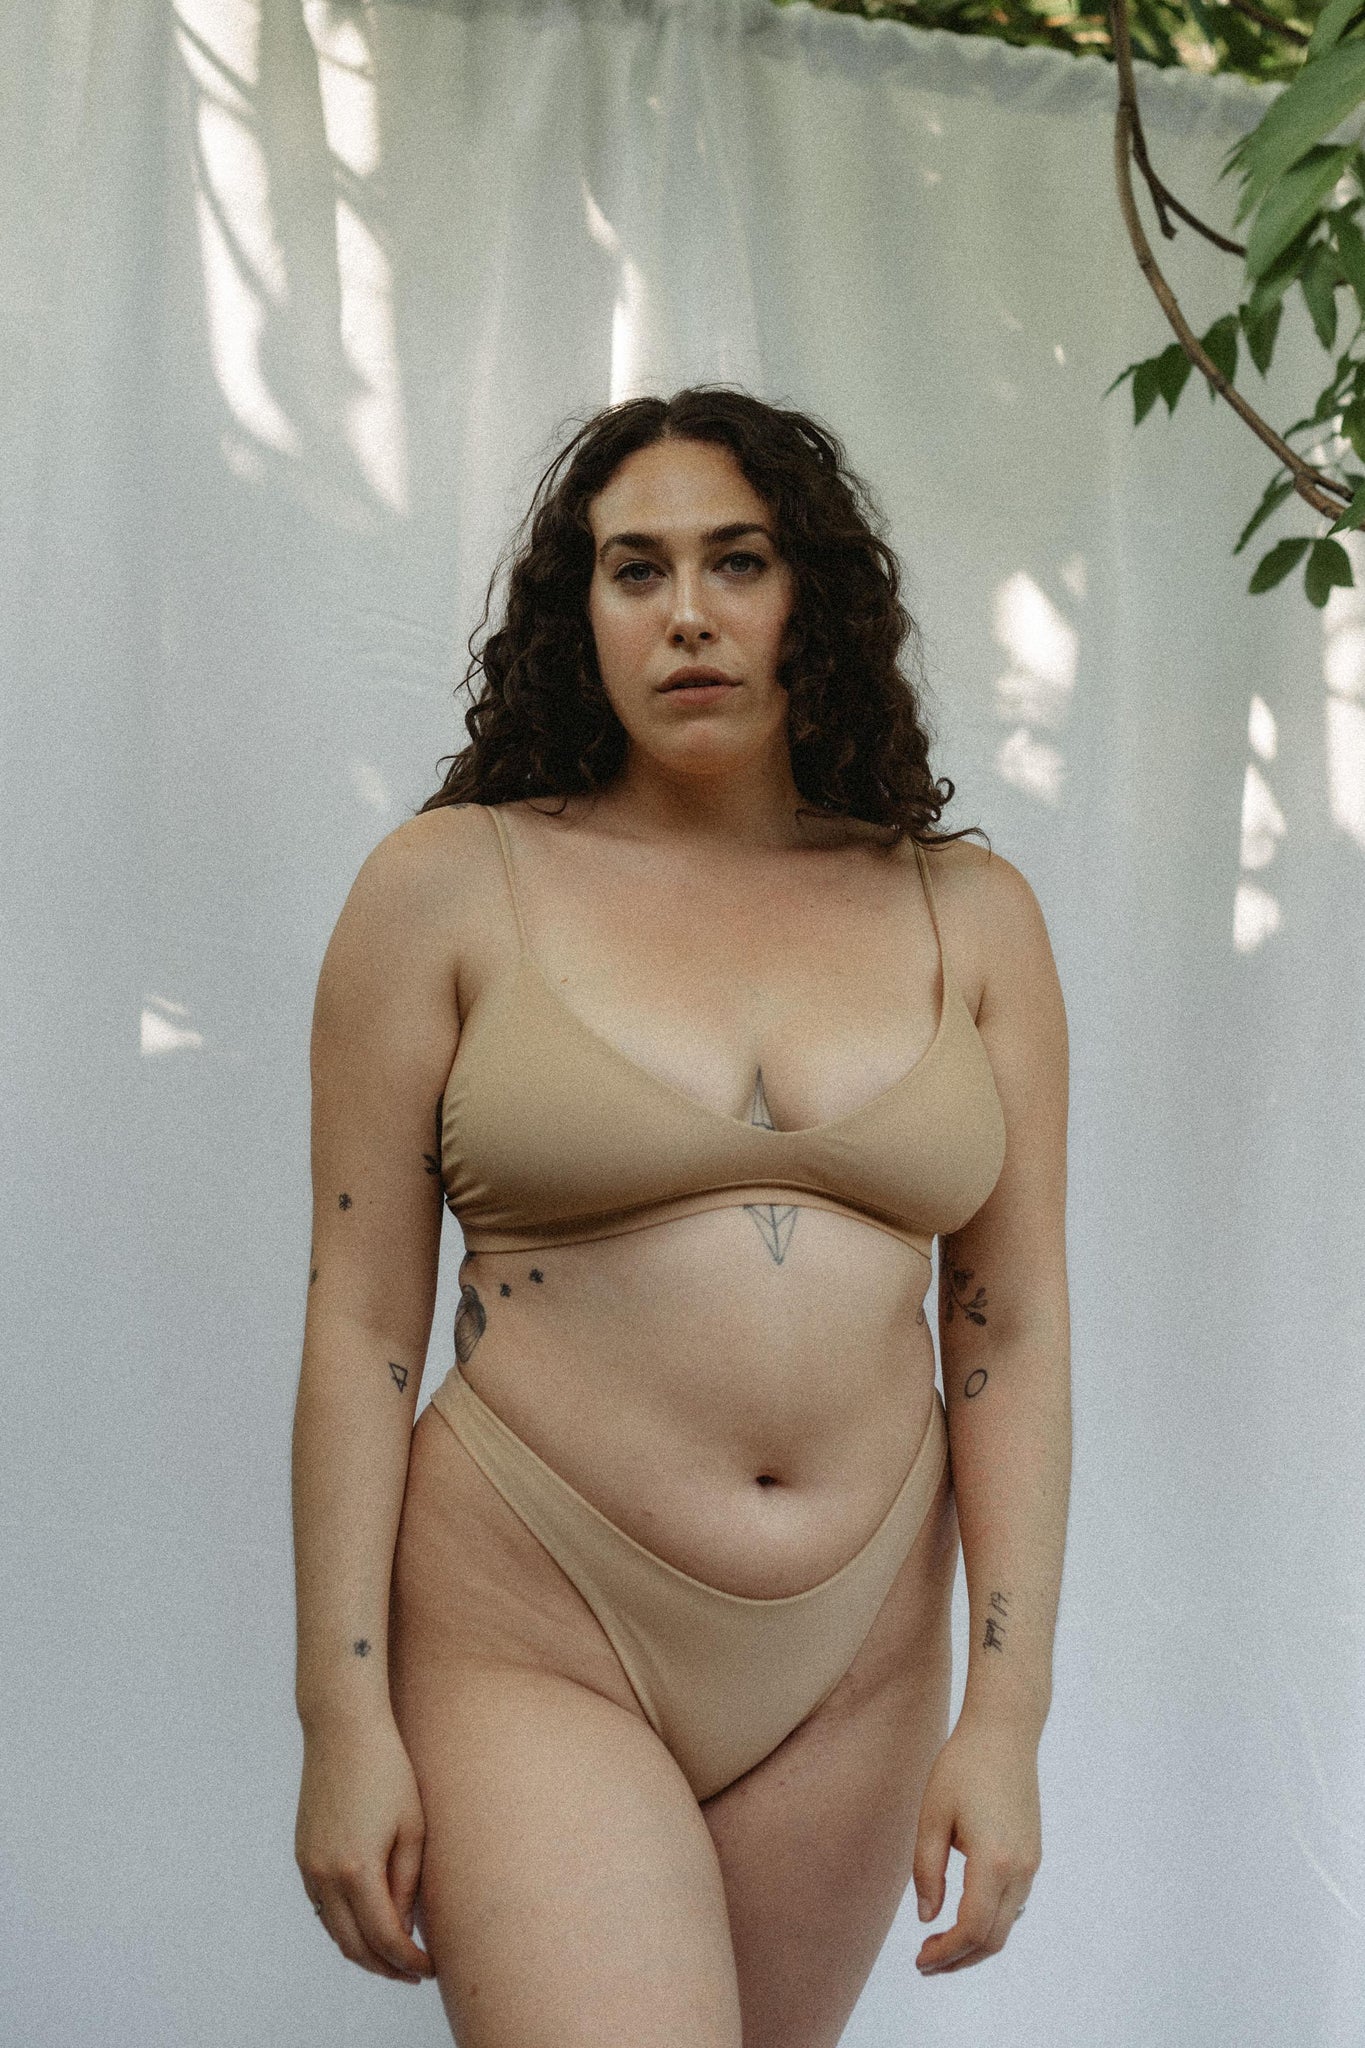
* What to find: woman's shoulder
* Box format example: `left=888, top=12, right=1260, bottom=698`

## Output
left=918, top=835, right=1054, bottom=1010
left=338, top=802, right=499, bottom=944
left=920, top=833, right=1038, bottom=917
left=360, top=799, right=493, bottom=882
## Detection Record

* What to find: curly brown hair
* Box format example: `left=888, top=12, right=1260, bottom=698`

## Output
left=417, top=385, right=986, bottom=851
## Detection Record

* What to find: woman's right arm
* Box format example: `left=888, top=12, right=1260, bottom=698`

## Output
left=291, top=807, right=469, bottom=1981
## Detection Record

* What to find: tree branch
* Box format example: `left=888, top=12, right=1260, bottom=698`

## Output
left=1108, top=0, right=1351, bottom=513
left=1219, top=0, right=1310, bottom=47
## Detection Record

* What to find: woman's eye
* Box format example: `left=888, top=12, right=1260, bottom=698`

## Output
left=614, top=552, right=764, bottom=585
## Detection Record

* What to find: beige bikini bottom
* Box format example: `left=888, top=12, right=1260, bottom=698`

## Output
left=427, top=1364, right=949, bottom=1803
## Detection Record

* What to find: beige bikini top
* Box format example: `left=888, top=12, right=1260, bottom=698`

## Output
left=439, top=804, right=1006, bottom=1271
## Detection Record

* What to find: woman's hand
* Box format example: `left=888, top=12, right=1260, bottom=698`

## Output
left=911, top=1712, right=1042, bottom=1974
left=295, top=1711, right=437, bottom=1983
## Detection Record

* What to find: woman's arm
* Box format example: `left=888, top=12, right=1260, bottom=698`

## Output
left=911, top=847, right=1071, bottom=1974
left=938, top=849, right=1072, bottom=1743
left=292, top=810, right=466, bottom=1738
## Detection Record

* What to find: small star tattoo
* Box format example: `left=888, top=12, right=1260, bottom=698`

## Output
left=352, top=1638, right=371, bottom=1657
left=499, top=1283, right=512, bottom=1298
left=529, top=1268, right=544, bottom=1283
left=338, top=1192, right=352, bottom=1212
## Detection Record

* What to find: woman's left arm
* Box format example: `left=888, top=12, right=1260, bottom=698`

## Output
left=914, top=847, right=1072, bottom=1974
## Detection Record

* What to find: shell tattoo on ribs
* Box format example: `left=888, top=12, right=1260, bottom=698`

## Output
left=454, top=1283, right=486, bottom=1363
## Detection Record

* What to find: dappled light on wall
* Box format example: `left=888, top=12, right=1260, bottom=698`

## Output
left=990, top=568, right=1078, bottom=806
left=313, top=7, right=407, bottom=517
left=1234, top=694, right=1284, bottom=955
left=179, top=4, right=298, bottom=464
left=140, top=996, right=204, bottom=1057
left=582, top=174, right=645, bottom=406
left=176, top=0, right=407, bottom=519
left=1322, top=577, right=1365, bottom=855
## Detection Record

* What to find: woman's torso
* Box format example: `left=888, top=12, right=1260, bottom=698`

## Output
left=429, top=796, right=999, bottom=1597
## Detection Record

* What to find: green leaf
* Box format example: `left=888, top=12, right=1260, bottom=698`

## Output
left=1331, top=211, right=1365, bottom=309
left=1240, top=297, right=1282, bottom=375
left=1342, top=394, right=1365, bottom=458
left=1222, top=41, right=1365, bottom=223
left=1133, top=356, right=1165, bottom=425
left=1244, top=144, right=1355, bottom=278
left=1232, top=471, right=1297, bottom=554
left=1101, top=361, right=1137, bottom=400
left=1184, top=0, right=1223, bottom=49
left=1300, top=239, right=1345, bottom=346
left=1306, top=0, right=1365, bottom=64
left=1326, top=477, right=1365, bottom=531
left=1155, top=341, right=1194, bottom=411
left=1246, top=219, right=1319, bottom=321
left=1248, top=536, right=1311, bottom=591
left=1305, top=535, right=1355, bottom=603
left=1199, top=313, right=1240, bottom=392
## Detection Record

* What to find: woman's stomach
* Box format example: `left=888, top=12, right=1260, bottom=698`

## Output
left=435, top=1202, right=940, bottom=1595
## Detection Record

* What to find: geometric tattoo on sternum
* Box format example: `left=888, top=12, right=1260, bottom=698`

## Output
left=741, top=1070, right=801, bottom=1265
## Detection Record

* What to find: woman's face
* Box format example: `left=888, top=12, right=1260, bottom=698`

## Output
left=584, top=437, right=798, bottom=784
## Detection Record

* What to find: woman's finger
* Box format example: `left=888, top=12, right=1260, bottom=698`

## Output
left=980, top=1882, right=1031, bottom=1957
left=925, top=1884, right=1032, bottom=1973
left=319, top=1880, right=421, bottom=1981
left=345, top=1862, right=433, bottom=1979
left=917, top=1841, right=1004, bottom=1971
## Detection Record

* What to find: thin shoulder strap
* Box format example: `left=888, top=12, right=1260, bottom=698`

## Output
left=910, top=836, right=950, bottom=989
left=484, top=804, right=530, bottom=956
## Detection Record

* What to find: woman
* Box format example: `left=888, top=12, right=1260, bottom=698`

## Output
left=292, top=387, right=1071, bottom=2048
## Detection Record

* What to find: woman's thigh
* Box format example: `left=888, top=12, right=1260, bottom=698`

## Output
left=390, top=1403, right=743, bottom=2048
left=408, top=1666, right=742, bottom=2048
left=700, top=1459, right=960, bottom=2048
left=390, top=1399, right=957, bottom=2048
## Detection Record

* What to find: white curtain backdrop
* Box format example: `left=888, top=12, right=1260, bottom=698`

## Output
left=5, top=0, right=1363, bottom=2041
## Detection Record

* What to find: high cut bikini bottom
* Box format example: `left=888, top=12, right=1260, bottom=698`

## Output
left=427, top=1364, right=950, bottom=1803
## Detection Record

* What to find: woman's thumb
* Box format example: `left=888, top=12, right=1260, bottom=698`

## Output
left=389, top=1822, right=425, bottom=1935
left=913, top=1803, right=948, bottom=1922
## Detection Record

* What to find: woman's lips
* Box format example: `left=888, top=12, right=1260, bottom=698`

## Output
left=661, top=680, right=738, bottom=702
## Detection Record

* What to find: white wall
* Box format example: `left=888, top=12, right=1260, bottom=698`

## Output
left=4, top=1, right=1362, bottom=2041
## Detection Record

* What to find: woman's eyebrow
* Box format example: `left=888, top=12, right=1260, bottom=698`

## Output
left=597, top=521, right=775, bottom=562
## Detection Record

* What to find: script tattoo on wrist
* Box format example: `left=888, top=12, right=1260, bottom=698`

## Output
left=982, top=1588, right=1011, bottom=1653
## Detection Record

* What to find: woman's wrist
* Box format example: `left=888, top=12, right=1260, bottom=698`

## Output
left=296, top=1665, right=398, bottom=1743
